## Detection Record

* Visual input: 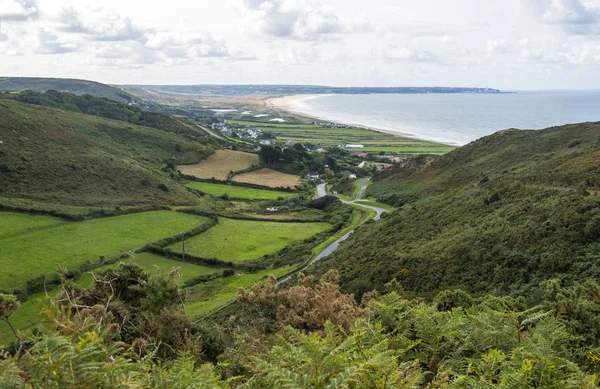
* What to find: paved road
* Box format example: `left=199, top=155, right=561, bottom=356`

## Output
left=277, top=178, right=386, bottom=285
left=314, top=183, right=327, bottom=199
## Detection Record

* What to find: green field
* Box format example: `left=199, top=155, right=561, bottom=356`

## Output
left=76, top=252, right=228, bottom=287
left=185, top=265, right=296, bottom=316
left=0, top=251, right=227, bottom=344
left=0, top=212, right=65, bottom=239
left=185, top=181, right=296, bottom=200
left=167, top=218, right=330, bottom=263
left=228, top=119, right=454, bottom=154
left=0, top=211, right=211, bottom=290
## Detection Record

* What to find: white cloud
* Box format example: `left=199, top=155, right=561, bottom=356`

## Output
left=381, top=44, right=440, bottom=64
left=487, top=39, right=510, bottom=54
left=54, top=7, right=150, bottom=42
left=0, top=0, right=39, bottom=21
left=36, top=28, right=78, bottom=54
left=525, top=0, right=600, bottom=34
left=241, top=0, right=370, bottom=40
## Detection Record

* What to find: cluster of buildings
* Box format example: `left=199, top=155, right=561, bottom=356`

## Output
left=212, top=121, right=274, bottom=143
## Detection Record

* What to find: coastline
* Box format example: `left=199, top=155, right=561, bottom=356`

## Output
left=266, top=94, right=459, bottom=146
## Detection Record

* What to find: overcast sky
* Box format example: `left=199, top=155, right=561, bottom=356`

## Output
left=2, top=0, right=600, bottom=89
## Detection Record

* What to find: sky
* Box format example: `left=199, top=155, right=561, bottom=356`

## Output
left=2, top=0, right=600, bottom=89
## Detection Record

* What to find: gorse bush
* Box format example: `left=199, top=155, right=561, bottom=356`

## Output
left=2, top=266, right=600, bottom=387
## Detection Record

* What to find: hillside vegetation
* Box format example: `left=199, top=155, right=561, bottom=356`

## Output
left=311, top=122, right=600, bottom=298
left=1, top=90, right=214, bottom=142
left=0, top=99, right=215, bottom=207
left=0, top=77, right=134, bottom=102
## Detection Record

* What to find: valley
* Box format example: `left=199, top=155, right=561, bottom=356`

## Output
left=2, top=78, right=600, bottom=387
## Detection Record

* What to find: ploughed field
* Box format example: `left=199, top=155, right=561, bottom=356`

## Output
left=177, top=149, right=259, bottom=180
left=166, top=217, right=330, bottom=263
left=232, top=168, right=302, bottom=188
left=185, top=181, right=297, bottom=199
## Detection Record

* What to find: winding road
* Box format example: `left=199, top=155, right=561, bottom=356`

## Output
left=278, top=178, right=386, bottom=285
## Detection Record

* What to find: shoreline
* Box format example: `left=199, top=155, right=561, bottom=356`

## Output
left=266, top=94, right=460, bottom=146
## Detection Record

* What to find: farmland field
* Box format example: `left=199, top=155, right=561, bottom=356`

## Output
left=76, top=252, right=228, bottom=286
left=177, top=149, right=259, bottom=180
left=0, top=251, right=227, bottom=343
left=228, top=119, right=454, bottom=154
left=0, top=211, right=211, bottom=290
left=167, top=217, right=330, bottom=262
left=0, top=212, right=65, bottom=239
left=185, top=181, right=296, bottom=199
left=233, top=168, right=302, bottom=188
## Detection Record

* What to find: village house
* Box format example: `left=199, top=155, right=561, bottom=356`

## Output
left=308, top=172, right=320, bottom=180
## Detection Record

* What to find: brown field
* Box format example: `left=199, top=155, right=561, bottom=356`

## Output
left=233, top=168, right=302, bottom=189
left=177, top=150, right=259, bottom=180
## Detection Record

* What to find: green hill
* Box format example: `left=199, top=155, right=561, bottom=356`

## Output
left=0, top=77, right=134, bottom=103
left=311, top=122, right=600, bottom=298
left=0, top=99, right=216, bottom=207
left=1, top=90, right=213, bottom=142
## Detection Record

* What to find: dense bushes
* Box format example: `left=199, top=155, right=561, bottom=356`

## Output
left=313, top=122, right=600, bottom=299
left=4, top=267, right=600, bottom=387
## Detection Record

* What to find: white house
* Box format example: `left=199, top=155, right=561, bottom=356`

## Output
left=358, top=161, right=366, bottom=168
left=345, top=144, right=364, bottom=149
left=348, top=174, right=357, bottom=179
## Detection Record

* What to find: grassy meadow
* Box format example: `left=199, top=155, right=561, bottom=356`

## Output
left=167, top=217, right=330, bottom=263
left=0, top=211, right=211, bottom=290
left=0, top=212, right=65, bottom=239
left=232, top=168, right=302, bottom=188
left=228, top=119, right=454, bottom=154
left=185, top=181, right=296, bottom=199
left=177, top=149, right=259, bottom=180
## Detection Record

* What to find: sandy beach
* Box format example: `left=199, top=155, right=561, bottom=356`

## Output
left=266, top=94, right=426, bottom=142
left=267, top=94, right=325, bottom=111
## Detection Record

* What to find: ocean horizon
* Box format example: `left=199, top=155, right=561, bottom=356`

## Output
left=287, top=91, right=600, bottom=146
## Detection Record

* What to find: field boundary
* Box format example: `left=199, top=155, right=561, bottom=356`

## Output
left=182, top=174, right=299, bottom=193
left=0, top=204, right=172, bottom=222
left=216, top=214, right=324, bottom=223
left=7, top=211, right=218, bottom=298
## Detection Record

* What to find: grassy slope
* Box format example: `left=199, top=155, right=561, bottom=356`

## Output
left=0, top=77, right=134, bottom=102
left=0, top=211, right=211, bottom=290
left=0, top=212, right=65, bottom=239
left=167, top=218, right=330, bottom=262
left=185, top=181, right=296, bottom=199
left=0, top=100, right=214, bottom=206
left=311, top=123, right=600, bottom=298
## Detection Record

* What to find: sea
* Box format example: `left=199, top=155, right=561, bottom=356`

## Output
left=289, top=91, right=600, bottom=146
